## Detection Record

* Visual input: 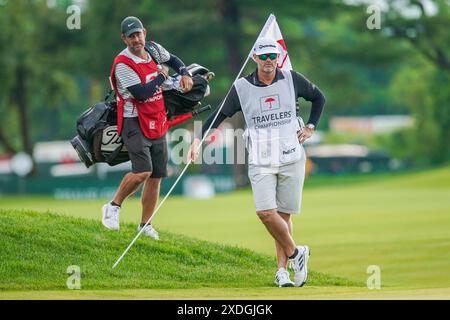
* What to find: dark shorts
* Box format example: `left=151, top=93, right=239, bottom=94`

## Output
left=121, top=117, right=168, bottom=177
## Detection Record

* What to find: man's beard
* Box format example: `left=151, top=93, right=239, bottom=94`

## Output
left=262, top=64, right=275, bottom=73
left=130, top=43, right=144, bottom=53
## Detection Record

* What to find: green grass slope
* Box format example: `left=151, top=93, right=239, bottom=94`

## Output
left=1, top=165, right=449, bottom=291
left=0, top=210, right=355, bottom=291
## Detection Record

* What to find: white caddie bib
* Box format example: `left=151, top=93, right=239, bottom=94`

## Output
left=235, top=70, right=302, bottom=166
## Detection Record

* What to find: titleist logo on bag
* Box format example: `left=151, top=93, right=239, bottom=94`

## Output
left=102, top=126, right=123, bottom=152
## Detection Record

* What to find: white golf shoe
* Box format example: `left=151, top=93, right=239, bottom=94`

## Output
left=274, top=268, right=295, bottom=287
left=138, top=224, right=160, bottom=240
left=289, top=245, right=310, bottom=287
left=101, top=203, right=120, bottom=231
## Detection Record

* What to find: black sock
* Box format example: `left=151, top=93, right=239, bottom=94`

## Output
left=140, top=223, right=149, bottom=228
left=110, top=201, right=121, bottom=208
left=289, top=248, right=298, bottom=260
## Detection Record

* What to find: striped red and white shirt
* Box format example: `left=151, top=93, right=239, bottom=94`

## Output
left=114, top=43, right=170, bottom=118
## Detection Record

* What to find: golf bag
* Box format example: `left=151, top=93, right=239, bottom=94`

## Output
left=71, top=63, right=214, bottom=168
left=71, top=98, right=126, bottom=168
left=163, top=64, right=213, bottom=119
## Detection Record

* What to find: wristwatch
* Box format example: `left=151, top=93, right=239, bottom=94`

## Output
left=306, top=123, right=315, bottom=130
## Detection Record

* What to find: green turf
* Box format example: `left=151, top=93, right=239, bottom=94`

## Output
left=2, top=286, right=450, bottom=300
left=1, top=165, right=450, bottom=297
left=0, top=210, right=353, bottom=291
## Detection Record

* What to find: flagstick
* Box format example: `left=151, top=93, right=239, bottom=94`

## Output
left=111, top=14, right=277, bottom=269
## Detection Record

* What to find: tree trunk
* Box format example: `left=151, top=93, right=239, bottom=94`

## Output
left=15, top=62, right=32, bottom=155
left=220, top=0, right=241, bottom=75
left=14, top=62, right=36, bottom=176
left=218, top=0, right=249, bottom=187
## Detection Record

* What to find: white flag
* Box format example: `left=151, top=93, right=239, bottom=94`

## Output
left=250, top=14, right=293, bottom=71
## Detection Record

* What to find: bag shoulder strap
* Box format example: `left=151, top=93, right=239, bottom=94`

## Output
left=144, top=41, right=162, bottom=64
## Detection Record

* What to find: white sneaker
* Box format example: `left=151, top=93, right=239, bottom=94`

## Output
left=289, top=245, right=310, bottom=287
left=102, top=203, right=120, bottom=231
left=274, top=268, right=295, bottom=287
left=137, top=224, right=160, bottom=240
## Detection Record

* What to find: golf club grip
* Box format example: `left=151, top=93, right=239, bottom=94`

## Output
left=192, top=104, right=212, bottom=116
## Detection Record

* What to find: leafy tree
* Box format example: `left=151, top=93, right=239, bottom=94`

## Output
left=0, top=0, right=80, bottom=160
left=390, top=57, right=450, bottom=164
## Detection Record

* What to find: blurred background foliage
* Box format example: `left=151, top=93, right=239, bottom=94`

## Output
left=0, top=0, right=449, bottom=166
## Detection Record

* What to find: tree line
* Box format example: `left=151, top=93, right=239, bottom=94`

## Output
left=0, top=0, right=448, bottom=168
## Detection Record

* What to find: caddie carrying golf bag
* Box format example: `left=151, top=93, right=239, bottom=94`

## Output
left=71, top=62, right=214, bottom=168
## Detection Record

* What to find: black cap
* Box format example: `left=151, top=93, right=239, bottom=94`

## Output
left=121, top=16, right=144, bottom=37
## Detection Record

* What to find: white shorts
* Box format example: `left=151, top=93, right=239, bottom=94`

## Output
left=248, top=156, right=306, bottom=214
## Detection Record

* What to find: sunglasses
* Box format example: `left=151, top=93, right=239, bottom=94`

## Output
left=258, top=53, right=278, bottom=61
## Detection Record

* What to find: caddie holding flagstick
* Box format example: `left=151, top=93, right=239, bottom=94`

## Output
left=188, top=36, right=325, bottom=287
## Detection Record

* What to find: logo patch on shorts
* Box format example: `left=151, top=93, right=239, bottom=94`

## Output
left=260, top=94, right=280, bottom=112
left=149, top=121, right=156, bottom=130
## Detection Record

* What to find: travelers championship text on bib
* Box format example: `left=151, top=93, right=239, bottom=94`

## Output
left=235, top=70, right=302, bottom=166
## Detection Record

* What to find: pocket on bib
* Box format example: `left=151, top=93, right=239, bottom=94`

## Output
left=279, top=136, right=301, bottom=164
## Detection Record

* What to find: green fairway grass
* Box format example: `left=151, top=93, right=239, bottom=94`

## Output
left=1, top=165, right=450, bottom=298
left=2, top=287, right=450, bottom=300
left=0, top=210, right=353, bottom=291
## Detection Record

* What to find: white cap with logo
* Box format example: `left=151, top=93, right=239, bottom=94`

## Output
left=252, top=37, right=281, bottom=55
